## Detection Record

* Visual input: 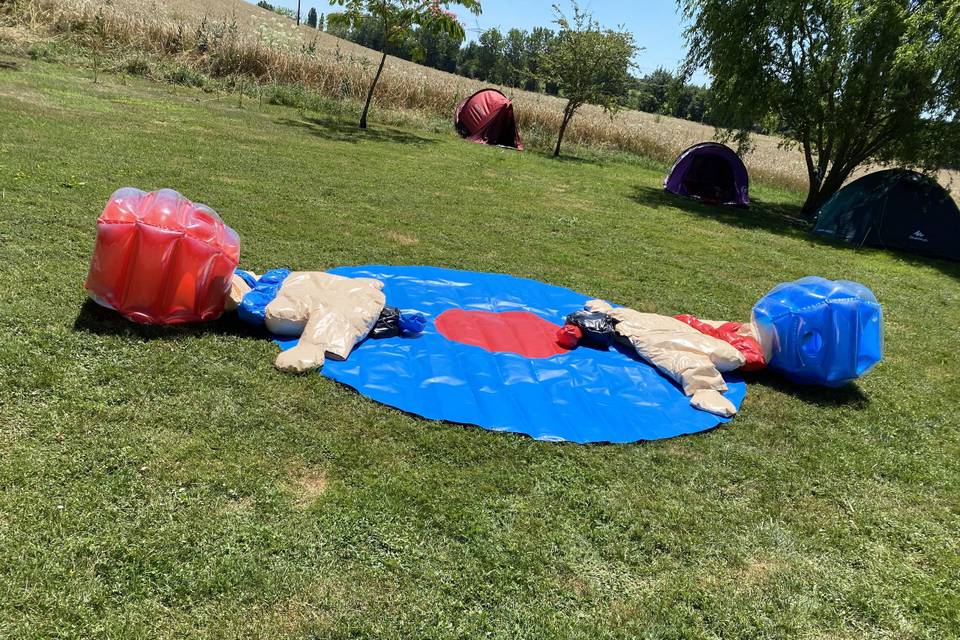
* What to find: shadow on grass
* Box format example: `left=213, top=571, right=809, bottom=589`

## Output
left=275, top=115, right=437, bottom=146
left=603, top=326, right=870, bottom=411
left=629, top=185, right=811, bottom=240
left=539, top=146, right=670, bottom=170
left=629, top=185, right=960, bottom=278
left=544, top=152, right=606, bottom=167
left=72, top=299, right=269, bottom=341
left=744, top=369, right=871, bottom=409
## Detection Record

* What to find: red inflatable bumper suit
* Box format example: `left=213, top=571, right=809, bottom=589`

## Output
left=85, top=188, right=241, bottom=325
left=674, top=314, right=766, bottom=371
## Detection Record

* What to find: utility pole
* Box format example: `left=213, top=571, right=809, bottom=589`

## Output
left=296, top=0, right=301, bottom=25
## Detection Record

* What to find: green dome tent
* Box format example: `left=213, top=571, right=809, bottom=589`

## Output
left=813, top=169, right=960, bottom=261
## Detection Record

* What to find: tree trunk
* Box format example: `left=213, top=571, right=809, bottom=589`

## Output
left=801, top=167, right=850, bottom=219
left=554, top=101, right=575, bottom=157
left=359, top=51, right=387, bottom=130
left=296, top=0, right=301, bottom=26
left=801, top=184, right=828, bottom=219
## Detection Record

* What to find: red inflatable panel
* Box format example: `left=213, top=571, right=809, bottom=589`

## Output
left=85, top=188, right=240, bottom=325
left=674, top=314, right=767, bottom=372
left=435, top=309, right=569, bottom=359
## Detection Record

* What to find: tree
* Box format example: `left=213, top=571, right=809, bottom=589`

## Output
left=633, top=67, right=674, bottom=114
left=541, top=2, right=637, bottom=157
left=417, top=27, right=461, bottom=72
left=504, top=28, right=528, bottom=87
left=296, top=0, right=301, bottom=25
left=329, top=0, right=480, bottom=129
left=256, top=0, right=274, bottom=10
left=350, top=14, right=388, bottom=51
left=307, top=7, right=319, bottom=28
left=456, top=41, right=481, bottom=78
left=525, top=27, right=556, bottom=92
left=318, top=13, right=325, bottom=30
left=681, top=0, right=960, bottom=217
left=681, top=85, right=710, bottom=123
left=476, top=27, right=504, bottom=83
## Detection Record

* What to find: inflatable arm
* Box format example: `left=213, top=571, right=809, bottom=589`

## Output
left=265, top=272, right=386, bottom=373
left=586, top=300, right=745, bottom=417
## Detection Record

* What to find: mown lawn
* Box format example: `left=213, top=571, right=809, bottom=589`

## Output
left=1, top=59, right=958, bottom=639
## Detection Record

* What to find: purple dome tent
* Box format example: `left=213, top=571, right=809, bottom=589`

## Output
left=664, top=142, right=750, bottom=207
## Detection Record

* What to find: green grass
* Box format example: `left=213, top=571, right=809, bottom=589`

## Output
left=1, top=58, right=958, bottom=639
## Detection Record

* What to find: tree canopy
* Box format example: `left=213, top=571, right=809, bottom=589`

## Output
left=681, top=0, right=960, bottom=215
left=328, top=0, right=481, bottom=128
left=541, top=2, right=637, bottom=156
left=329, top=20, right=719, bottom=123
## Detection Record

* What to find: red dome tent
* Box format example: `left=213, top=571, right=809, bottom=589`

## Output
left=454, top=89, right=523, bottom=150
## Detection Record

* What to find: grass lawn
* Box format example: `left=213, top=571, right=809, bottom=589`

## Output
left=1, top=59, right=958, bottom=639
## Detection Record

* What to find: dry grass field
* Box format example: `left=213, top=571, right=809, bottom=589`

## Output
left=5, top=0, right=958, bottom=195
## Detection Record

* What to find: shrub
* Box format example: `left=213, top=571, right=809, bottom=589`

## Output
left=123, top=55, right=150, bottom=76
left=164, top=64, right=205, bottom=88
left=27, top=41, right=58, bottom=61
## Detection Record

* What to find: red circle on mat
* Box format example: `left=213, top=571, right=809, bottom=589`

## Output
left=435, top=309, right=569, bottom=359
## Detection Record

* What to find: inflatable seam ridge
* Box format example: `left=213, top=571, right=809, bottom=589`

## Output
left=97, top=218, right=235, bottom=251
left=765, top=297, right=880, bottom=322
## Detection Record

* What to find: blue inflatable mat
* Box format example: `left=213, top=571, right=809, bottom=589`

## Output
left=277, top=266, right=746, bottom=444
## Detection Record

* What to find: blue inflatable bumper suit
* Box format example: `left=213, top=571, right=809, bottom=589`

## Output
left=752, top=277, right=883, bottom=387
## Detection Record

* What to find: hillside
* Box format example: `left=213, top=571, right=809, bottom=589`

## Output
left=6, top=0, right=803, bottom=188
left=8, top=0, right=958, bottom=194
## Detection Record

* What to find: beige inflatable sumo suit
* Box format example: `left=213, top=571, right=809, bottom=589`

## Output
left=586, top=300, right=748, bottom=417
left=227, top=271, right=386, bottom=373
